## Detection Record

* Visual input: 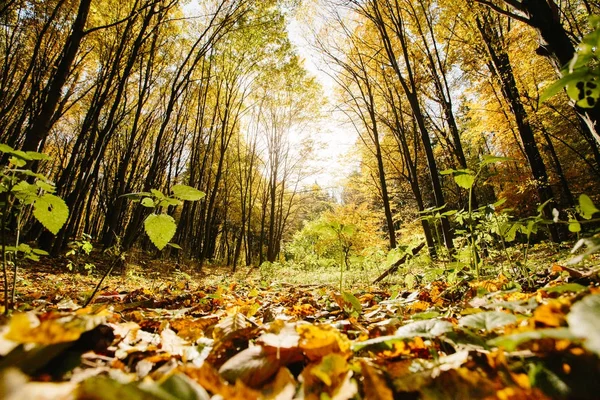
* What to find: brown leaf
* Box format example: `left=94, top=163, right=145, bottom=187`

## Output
left=261, top=368, right=297, bottom=400
left=218, top=345, right=281, bottom=388
left=170, top=315, right=219, bottom=342
left=360, top=361, right=394, bottom=400
left=213, top=313, right=258, bottom=342
left=184, top=362, right=260, bottom=400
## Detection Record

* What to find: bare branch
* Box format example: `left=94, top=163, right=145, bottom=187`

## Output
left=473, top=0, right=531, bottom=25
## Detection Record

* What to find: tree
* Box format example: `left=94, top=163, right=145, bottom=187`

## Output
left=345, top=0, right=455, bottom=251
left=313, top=14, right=398, bottom=250
left=474, top=0, right=600, bottom=149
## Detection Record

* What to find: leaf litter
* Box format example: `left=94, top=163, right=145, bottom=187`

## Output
left=0, top=263, right=599, bottom=399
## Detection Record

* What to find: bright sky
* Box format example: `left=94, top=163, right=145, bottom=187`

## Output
left=286, top=13, right=359, bottom=195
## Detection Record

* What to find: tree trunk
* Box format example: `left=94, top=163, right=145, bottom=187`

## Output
left=475, top=10, right=561, bottom=242
left=21, top=0, right=92, bottom=152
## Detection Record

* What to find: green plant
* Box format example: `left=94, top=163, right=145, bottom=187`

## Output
left=541, top=15, right=600, bottom=108
left=419, top=204, right=456, bottom=262
left=66, top=233, right=95, bottom=274
left=563, top=194, right=600, bottom=264
left=0, top=144, right=69, bottom=314
left=125, top=185, right=206, bottom=251
left=84, top=185, right=205, bottom=307
left=440, top=155, right=512, bottom=277
left=314, top=220, right=356, bottom=291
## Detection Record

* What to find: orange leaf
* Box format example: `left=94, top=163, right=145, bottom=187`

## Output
left=184, top=363, right=260, bottom=400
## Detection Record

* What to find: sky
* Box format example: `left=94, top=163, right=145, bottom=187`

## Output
left=286, top=12, right=359, bottom=195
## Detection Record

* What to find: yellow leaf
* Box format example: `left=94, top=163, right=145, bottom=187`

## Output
left=183, top=363, right=260, bottom=400
left=297, top=324, right=351, bottom=361
left=310, top=354, right=348, bottom=386
left=5, top=314, right=82, bottom=344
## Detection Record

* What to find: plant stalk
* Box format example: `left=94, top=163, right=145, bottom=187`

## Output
left=1, top=195, right=8, bottom=315
left=84, top=252, right=123, bottom=307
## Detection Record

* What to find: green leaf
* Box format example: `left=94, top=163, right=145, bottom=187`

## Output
left=539, top=72, right=587, bottom=104
left=167, top=242, right=182, bottom=250
left=579, top=194, right=599, bottom=220
left=16, top=243, right=32, bottom=253
left=141, top=197, right=155, bottom=208
left=480, top=155, right=513, bottom=166
left=0, top=144, right=14, bottom=153
left=566, top=74, right=600, bottom=108
left=412, top=311, right=441, bottom=320
left=10, top=150, right=32, bottom=161
left=79, top=376, right=165, bottom=399
left=546, top=283, right=587, bottom=294
left=157, top=197, right=181, bottom=208
left=35, top=180, right=55, bottom=193
left=487, top=328, right=575, bottom=351
left=24, top=151, right=49, bottom=161
left=454, top=173, right=476, bottom=189
left=568, top=220, right=581, bottom=233
left=459, top=311, right=517, bottom=331
left=150, top=189, right=165, bottom=199
left=567, top=294, right=600, bottom=356
left=32, top=248, right=49, bottom=256
left=171, top=184, right=205, bottom=201
left=537, top=198, right=553, bottom=213
left=441, top=209, right=457, bottom=216
left=342, top=291, right=362, bottom=315
left=33, top=194, right=69, bottom=235
left=9, top=157, right=26, bottom=167
left=440, top=169, right=457, bottom=175
left=395, top=319, right=453, bottom=338
left=528, top=362, right=571, bottom=399
left=157, top=373, right=210, bottom=400
left=18, top=170, right=48, bottom=180
left=12, top=181, right=38, bottom=204
left=120, top=192, right=153, bottom=200
left=144, top=214, right=177, bottom=251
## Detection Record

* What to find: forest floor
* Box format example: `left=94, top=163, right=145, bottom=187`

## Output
left=0, top=246, right=599, bottom=399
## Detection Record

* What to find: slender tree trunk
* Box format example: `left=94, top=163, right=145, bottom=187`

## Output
left=475, top=11, right=561, bottom=242
left=364, top=0, right=454, bottom=250
left=21, top=0, right=92, bottom=152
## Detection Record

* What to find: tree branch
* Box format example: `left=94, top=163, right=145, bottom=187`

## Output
left=473, top=0, right=531, bottom=25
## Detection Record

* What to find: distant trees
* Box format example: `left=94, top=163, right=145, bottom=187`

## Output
left=3, top=0, right=600, bottom=267
left=0, top=0, right=323, bottom=266
left=308, top=0, right=600, bottom=255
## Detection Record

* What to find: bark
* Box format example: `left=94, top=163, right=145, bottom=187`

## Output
left=21, top=0, right=92, bottom=152
left=477, top=0, right=600, bottom=152
left=475, top=10, right=561, bottom=241
left=364, top=0, right=454, bottom=251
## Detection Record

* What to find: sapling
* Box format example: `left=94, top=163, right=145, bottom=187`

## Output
left=85, top=184, right=205, bottom=306
left=0, top=144, right=69, bottom=314
left=440, top=155, right=512, bottom=278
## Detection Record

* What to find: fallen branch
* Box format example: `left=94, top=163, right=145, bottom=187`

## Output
left=373, top=242, right=426, bottom=284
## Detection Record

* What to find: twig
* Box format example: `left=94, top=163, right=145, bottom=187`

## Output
left=373, top=242, right=425, bottom=284
left=84, top=252, right=123, bottom=307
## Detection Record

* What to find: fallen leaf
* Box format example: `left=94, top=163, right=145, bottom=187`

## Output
left=297, top=324, right=351, bottom=361
left=360, top=361, right=394, bottom=400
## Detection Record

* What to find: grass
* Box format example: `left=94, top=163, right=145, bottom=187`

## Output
left=1, top=238, right=592, bottom=317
